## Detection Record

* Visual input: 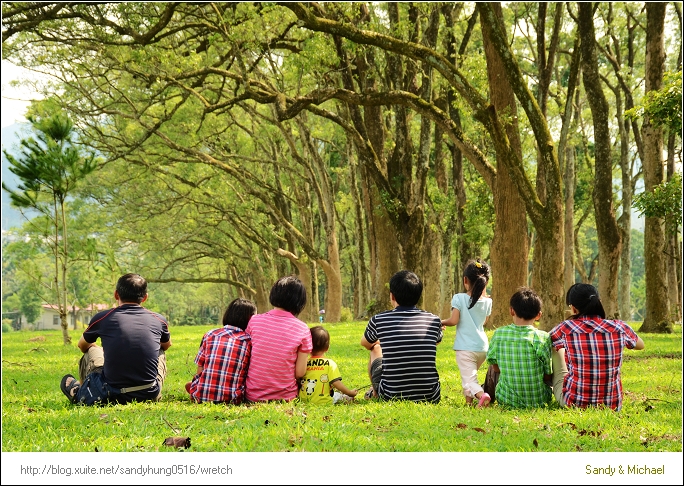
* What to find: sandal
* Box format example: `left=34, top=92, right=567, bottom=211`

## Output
left=60, top=374, right=80, bottom=404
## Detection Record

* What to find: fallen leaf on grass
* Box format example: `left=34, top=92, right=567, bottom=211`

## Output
left=322, top=416, right=331, bottom=422
left=284, top=409, right=294, bottom=416
left=26, top=408, right=36, bottom=413
left=512, top=416, right=521, bottom=423
left=560, top=422, right=577, bottom=430
left=27, top=336, right=45, bottom=342
left=375, top=426, right=392, bottom=432
left=163, top=437, right=191, bottom=449
left=456, top=423, right=467, bottom=429
left=471, top=427, right=486, bottom=434
left=575, top=445, right=582, bottom=451
left=288, top=435, right=302, bottom=446
left=578, top=429, right=598, bottom=437
left=533, top=438, right=539, bottom=448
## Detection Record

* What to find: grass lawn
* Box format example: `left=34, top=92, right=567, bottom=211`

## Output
left=2, top=321, right=681, bottom=453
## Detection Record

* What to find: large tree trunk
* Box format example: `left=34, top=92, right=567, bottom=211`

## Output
left=578, top=3, right=622, bottom=319
left=478, top=2, right=565, bottom=330
left=641, top=3, right=671, bottom=333
left=367, top=184, right=398, bottom=313
left=481, top=3, right=530, bottom=330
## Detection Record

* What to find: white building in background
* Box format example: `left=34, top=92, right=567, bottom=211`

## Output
left=21, top=303, right=110, bottom=331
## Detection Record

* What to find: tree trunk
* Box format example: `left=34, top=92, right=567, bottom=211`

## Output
left=564, top=146, right=576, bottom=291
left=481, top=2, right=530, bottom=330
left=666, top=132, right=682, bottom=322
left=641, top=3, right=671, bottom=333
left=349, top=148, right=369, bottom=318
left=616, top=86, right=633, bottom=322
left=578, top=3, right=622, bottom=319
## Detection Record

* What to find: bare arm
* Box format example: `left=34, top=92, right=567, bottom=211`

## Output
left=77, top=336, right=96, bottom=354
left=295, top=352, right=309, bottom=379
left=195, top=365, right=203, bottom=375
left=361, top=336, right=379, bottom=350
left=331, top=380, right=358, bottom=397
left=441, top=308, right=460, bottom=326
left=160, top=339, right=172, bottom=351
left=634, top=336, right=645, bottom=350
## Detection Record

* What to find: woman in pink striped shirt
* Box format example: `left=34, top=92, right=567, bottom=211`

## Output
left=245, top=276, right=313, bottom=402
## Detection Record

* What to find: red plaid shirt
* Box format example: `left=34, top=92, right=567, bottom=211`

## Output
left=189, top=325, right=251, bottom=404
left=550, top=316, right=639, bottom=411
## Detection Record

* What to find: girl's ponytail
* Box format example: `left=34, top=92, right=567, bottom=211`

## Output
left=463, top=259, right=491, bottom=309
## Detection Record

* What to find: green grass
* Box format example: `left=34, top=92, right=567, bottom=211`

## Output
left=2, top=321, right=681, bottom=452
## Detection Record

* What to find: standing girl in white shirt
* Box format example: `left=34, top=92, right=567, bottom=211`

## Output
left=442, top=259, right=492, bottom=408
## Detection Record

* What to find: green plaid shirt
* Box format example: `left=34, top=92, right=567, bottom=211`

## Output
left=486, top=324, right=553, bottom=408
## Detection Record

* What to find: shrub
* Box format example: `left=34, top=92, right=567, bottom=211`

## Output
left=2, top=320, right=13, bottom=333
left=339, top=307, right=353, bottom=322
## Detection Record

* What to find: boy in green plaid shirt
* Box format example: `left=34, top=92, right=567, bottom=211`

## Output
left=486, top=288, right=553, bottom=408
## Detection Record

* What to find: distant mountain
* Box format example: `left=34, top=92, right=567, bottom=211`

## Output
left=2, top=122, right=31, bottom=231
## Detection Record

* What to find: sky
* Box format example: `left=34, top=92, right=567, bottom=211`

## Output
left=1, top=60, right=40, bottom=128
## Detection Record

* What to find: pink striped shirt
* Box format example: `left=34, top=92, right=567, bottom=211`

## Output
left=245, top=309, right=312, bottom=402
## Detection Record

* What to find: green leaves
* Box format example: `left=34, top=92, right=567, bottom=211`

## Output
left=633, top=173, right=682, bottom=233
left=626, top=70, right=683, bottom=135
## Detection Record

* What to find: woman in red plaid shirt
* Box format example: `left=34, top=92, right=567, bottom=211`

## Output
left=550, top=283, right=645, bottom=411
left=186, top=298, right=256, bottom=404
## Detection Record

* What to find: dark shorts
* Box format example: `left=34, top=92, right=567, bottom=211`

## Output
left=370, top=357, right=383, bottom=391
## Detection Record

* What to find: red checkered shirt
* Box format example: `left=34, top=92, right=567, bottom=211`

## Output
left=550, top=316, right=639, bottom=411
left=189, top=325, right=251, bottom=404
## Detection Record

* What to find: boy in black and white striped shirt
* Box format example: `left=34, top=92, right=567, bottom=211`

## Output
left=361, top=270, right=443, bottom=403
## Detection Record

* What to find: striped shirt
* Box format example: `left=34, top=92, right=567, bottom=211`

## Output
left=549, top=316, right=639, bottom=411
left=245, top=309, right=312, bottom=402
left=364, top=306, right=442, bottom=403
left=189, top=325, right=251, bottom=404
left=486, top=324, right=553, bottom=408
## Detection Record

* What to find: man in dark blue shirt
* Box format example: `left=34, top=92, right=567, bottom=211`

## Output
left=60, top=273, right=172, bottom=404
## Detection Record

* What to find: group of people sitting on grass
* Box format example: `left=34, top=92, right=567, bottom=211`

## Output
left=60, top=262, right=644, bottom=411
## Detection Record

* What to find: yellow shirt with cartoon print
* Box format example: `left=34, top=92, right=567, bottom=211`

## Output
left=298, top=356, right=342, bottom=404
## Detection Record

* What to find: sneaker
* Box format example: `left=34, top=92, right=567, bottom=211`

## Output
left=476, top=392, right=491, bottom=409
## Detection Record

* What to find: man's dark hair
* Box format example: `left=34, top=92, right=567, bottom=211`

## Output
left=509, top=287, right=543, bottom=320
left=389, top=270, right=422, bottom=307
left=310, top=325, right=330, bottom=355
left=222, top=298, right=257, bottom=331
left=566, top=283, right=606, bottom=319
left=116, top=273, right=147, bottom=303
left=269, top=275, right=307, bottom=316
